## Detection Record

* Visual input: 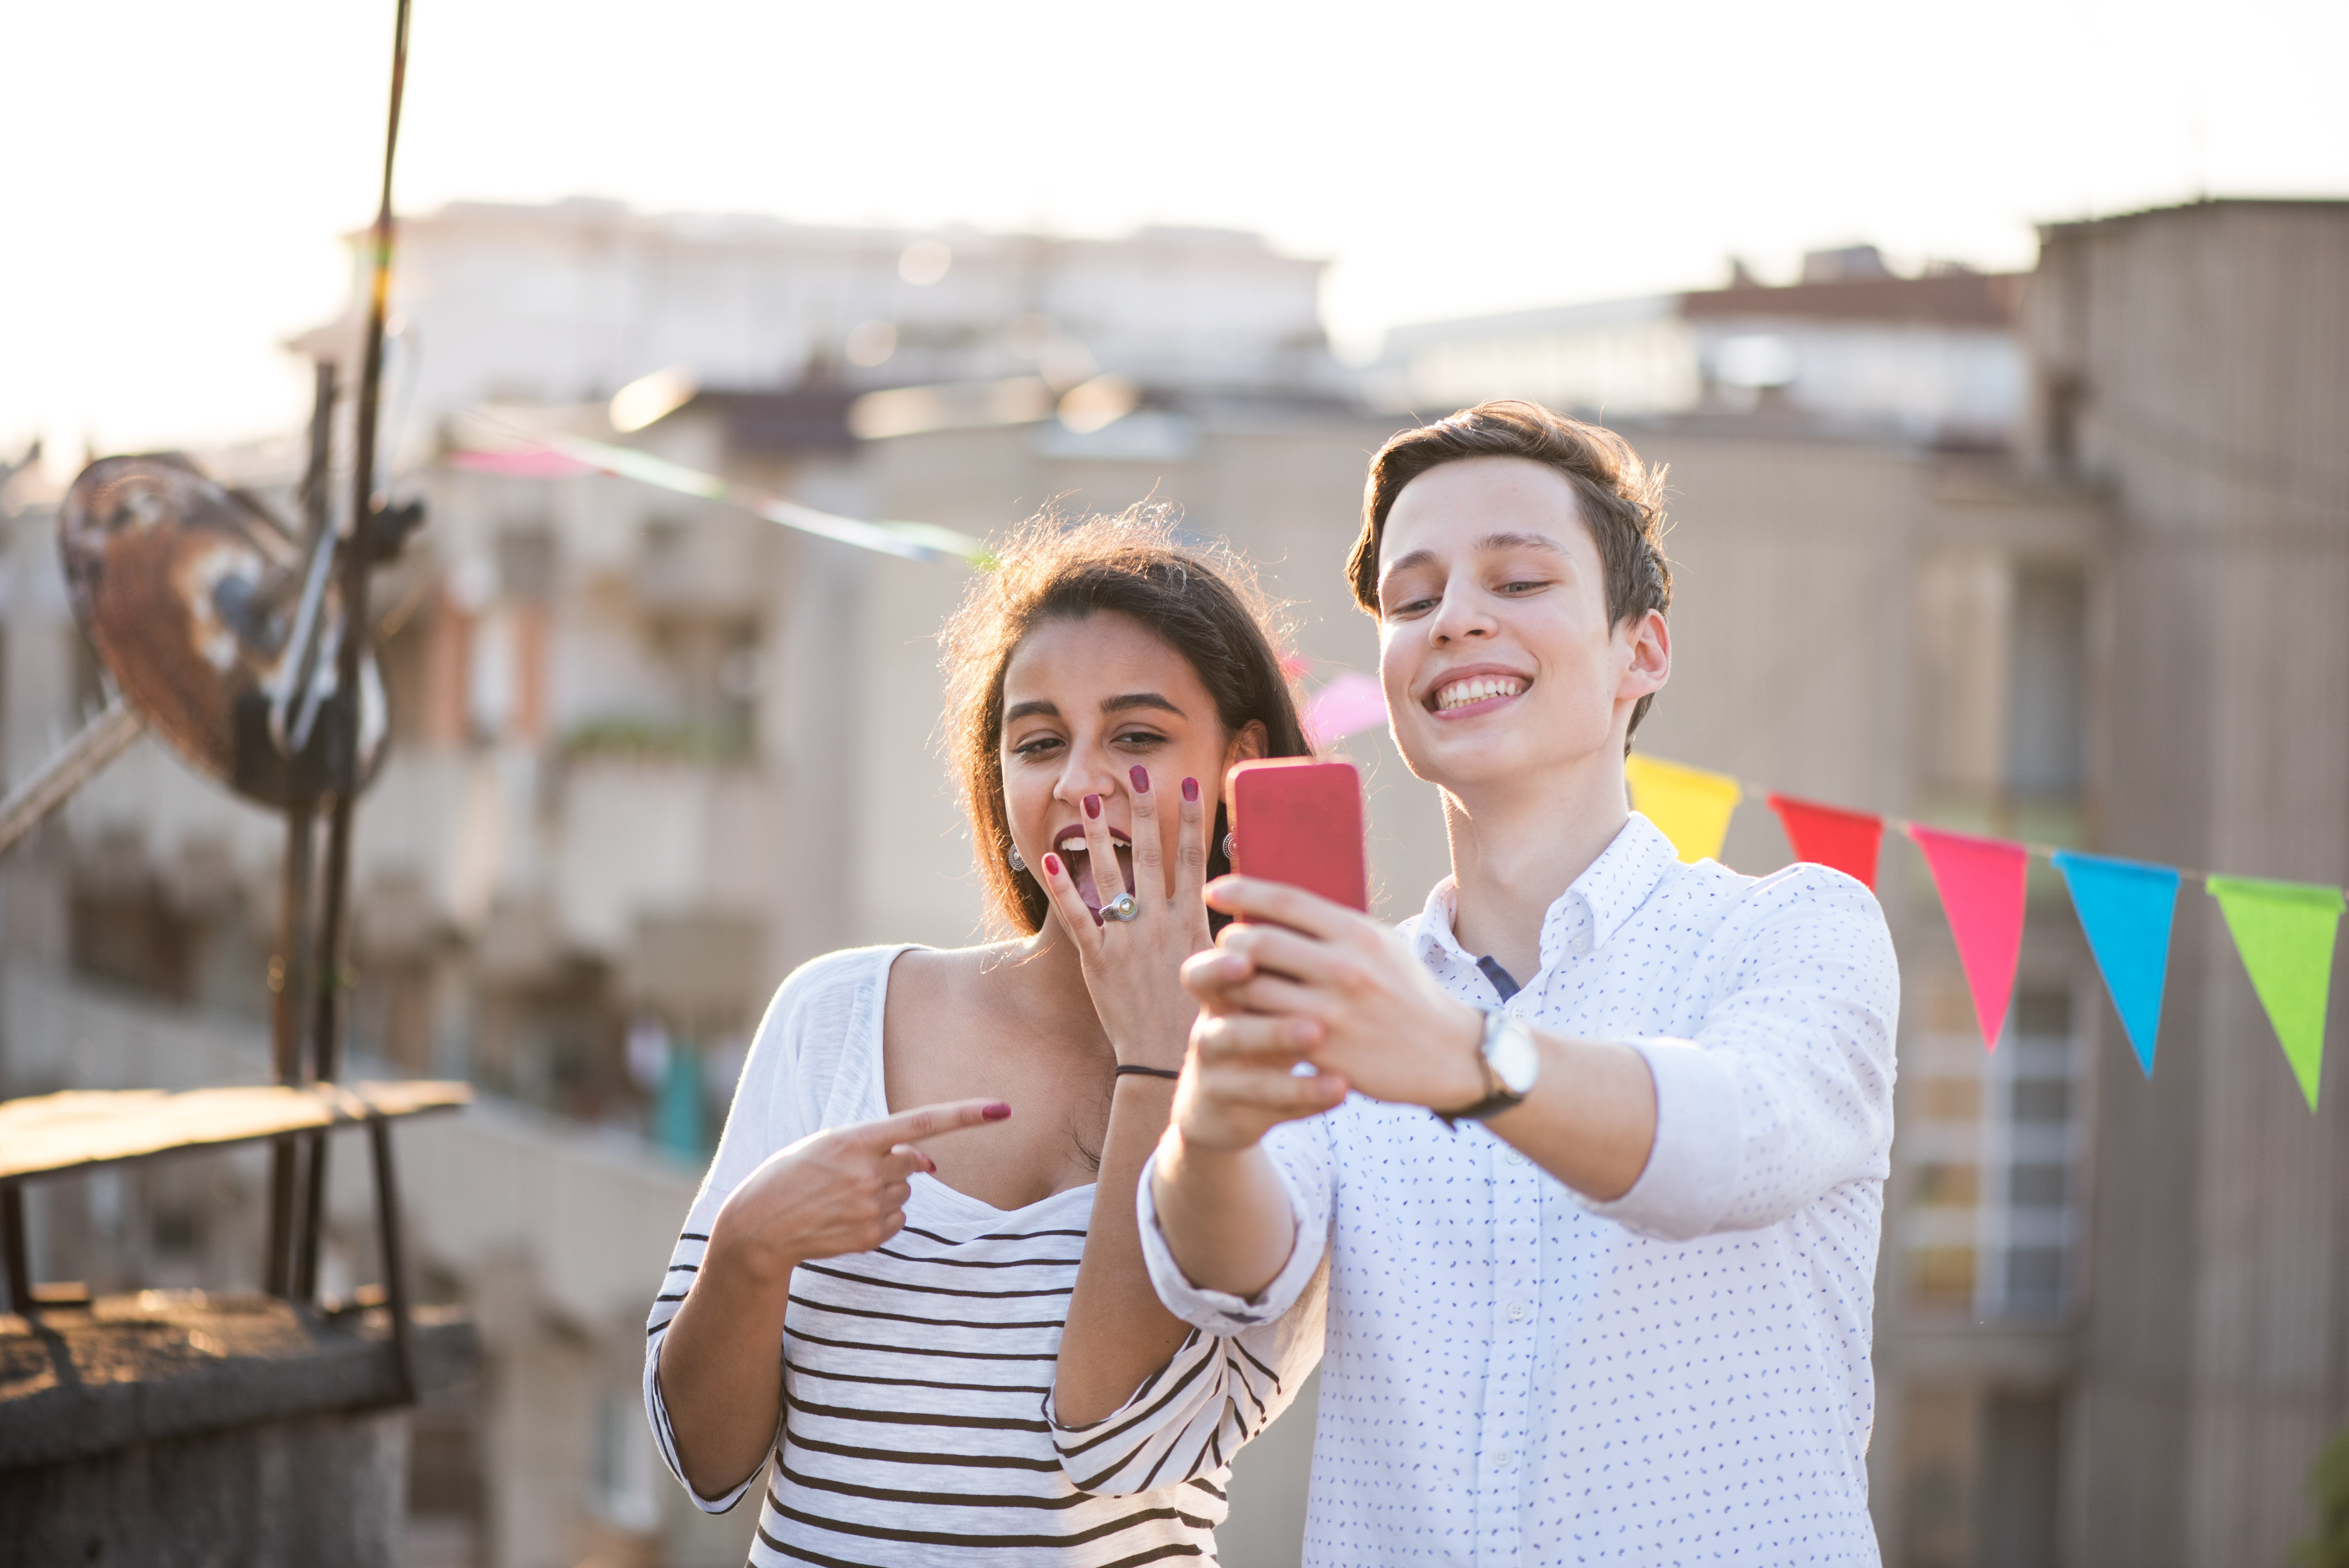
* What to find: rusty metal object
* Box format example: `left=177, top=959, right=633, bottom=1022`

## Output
left=56, top=455, right=385, bottom=805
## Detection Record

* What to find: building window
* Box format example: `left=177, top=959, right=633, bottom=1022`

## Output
left=1916, top=554, right=2089, bottom=843
left=1904, top=976, right=2091, bottom=1321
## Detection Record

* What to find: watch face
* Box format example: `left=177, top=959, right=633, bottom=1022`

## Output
left=1488, top=1016, right=1540, bottom=1096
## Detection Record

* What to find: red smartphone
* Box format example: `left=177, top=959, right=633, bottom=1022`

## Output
left=1226, top=759, right=1368, bottom=912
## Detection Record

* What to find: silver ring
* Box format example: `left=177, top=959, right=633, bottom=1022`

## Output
left=1100, top=893, right=1141, bottom=923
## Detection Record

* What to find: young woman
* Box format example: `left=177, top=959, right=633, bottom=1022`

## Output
left=643, top=511, right=1327, bottom=1566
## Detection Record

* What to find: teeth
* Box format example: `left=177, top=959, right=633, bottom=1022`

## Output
left=1055, top=836, right=1130, bottom=854
left=1436, top=676, right=1526, bottom=710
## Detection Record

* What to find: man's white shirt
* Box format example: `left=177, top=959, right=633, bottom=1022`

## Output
left=1138, top=812, right=1899, bottom=1566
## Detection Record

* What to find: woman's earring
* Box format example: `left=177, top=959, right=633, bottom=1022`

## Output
left=1222, top=832, right=1237, bottom=862
left=1007, top=843, right=1027, bottom=874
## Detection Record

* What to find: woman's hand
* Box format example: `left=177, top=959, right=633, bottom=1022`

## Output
left=706, top=1099, right=1011, bottom=1281
left=1035, top=765, right=1209, bottom=1070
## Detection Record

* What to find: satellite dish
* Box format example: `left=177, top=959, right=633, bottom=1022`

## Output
left=58, top=455, right=387, bottom=805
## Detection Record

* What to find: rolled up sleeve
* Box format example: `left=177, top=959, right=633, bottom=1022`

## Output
left=1136, top=1115, right=1336, bottom=1332
left=1575, top=870, right=1899, bottom=1242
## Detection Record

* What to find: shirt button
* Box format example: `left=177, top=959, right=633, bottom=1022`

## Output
left=1506, top=1300, right=1529, bottom=1322
left=1494, top=1450, right=1517, bottom=1468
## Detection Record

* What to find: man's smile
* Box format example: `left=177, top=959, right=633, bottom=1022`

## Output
left=1423, top=666, right=1533, bottom=718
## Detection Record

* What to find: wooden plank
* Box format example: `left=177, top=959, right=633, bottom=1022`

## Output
left=0, top=1082, right=470, bottom=1181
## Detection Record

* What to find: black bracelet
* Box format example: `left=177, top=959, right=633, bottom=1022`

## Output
left=1113, top=1064, right=1182, bottom=1082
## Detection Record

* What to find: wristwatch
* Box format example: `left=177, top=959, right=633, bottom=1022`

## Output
left=1434, top=1009, right=1541, bottom=1127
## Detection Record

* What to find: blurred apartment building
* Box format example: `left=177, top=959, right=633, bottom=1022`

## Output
left=2, top=198, right=2342, bottom=1568
left=1379, top=241, right=2026, bottom=448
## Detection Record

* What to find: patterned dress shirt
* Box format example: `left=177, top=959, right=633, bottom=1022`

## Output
left=1137, top=812, right=1900, bottom=1565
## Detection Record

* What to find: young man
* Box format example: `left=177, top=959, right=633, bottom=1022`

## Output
left=1141, top=401, right=1898, bottom=1564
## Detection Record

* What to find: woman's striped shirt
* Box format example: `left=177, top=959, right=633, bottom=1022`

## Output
left=643, top=946, right=1327, bottom=1567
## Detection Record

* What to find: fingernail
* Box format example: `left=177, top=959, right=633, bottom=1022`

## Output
left=1084, top=794, right=1101, bottom=819
left=1042, top=852, right=1062, bottom=878
left=1130, top=766, right=1150, bottom=793
left=1182, top=777, right=1199, bottom=802
left=983, top=1102, right=1012, bottom=1121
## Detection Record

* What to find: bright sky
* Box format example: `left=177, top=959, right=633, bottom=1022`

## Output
left=7, top=0, right=2345, bottom=471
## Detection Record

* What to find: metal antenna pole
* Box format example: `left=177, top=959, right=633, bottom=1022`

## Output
left=269, top=362, right=337, bottom=1297
left=299, top=0, right=410, bottom=1299
left=269, top=363, right=343, bottom=1295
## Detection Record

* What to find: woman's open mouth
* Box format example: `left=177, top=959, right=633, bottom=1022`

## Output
left=1426, top=673, right=1530, bottom=720
left=1053, top=829, right=1137, bottom=912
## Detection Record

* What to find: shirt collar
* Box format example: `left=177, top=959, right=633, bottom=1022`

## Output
left=1407, top=812, right=1682, bottom=975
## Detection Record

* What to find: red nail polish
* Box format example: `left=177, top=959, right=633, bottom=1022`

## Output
left=1181, top=777, right=1199, bottom=802
left=1042, top=853, right=1062, bottom=877
left=1130, top=765, right=1150, bottom=793
left=983, top=1102, right=1012, bottom=1121
left=1084, top=794, right=1101, bottom=819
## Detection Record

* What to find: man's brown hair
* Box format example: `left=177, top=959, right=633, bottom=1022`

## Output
left=1348, top=399, right=1674, bottom=739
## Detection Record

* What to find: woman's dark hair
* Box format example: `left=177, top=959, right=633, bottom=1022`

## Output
left=941, top=504, right=1312, bottom=935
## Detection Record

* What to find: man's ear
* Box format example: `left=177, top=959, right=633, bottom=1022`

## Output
left=1620, top=609, right=1670, bottom=698
left=1226, top=720, right=1270, bottom=770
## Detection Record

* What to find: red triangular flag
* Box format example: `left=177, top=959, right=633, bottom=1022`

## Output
left=1766, top=794, right=1885, bottom=889
left=1908, top=825, right=2030, bottom=1052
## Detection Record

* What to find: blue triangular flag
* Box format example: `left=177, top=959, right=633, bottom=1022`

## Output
left=2052, top=850, right=2181, bottom=1075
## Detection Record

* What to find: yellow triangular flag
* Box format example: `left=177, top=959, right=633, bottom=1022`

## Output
left=1625, top=753, right=1743, bottom=864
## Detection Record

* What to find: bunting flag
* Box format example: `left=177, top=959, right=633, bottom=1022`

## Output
left=1625, top=754, right=1743, bottom=864
left=1766, top=794, right=1886, bottom=889
left=2205, top=876, right=2345, bottom=1111
left=1304, top=671, right=1389, bottom=750
left=449, top=415, right=995, bottom=566
left=1909, top=825, right=2030, bottom=1052
left=2051, top=851, right=2180, bottom=1076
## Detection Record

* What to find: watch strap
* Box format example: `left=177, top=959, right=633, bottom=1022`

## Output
left=1433, top=1010, right=1531, bottom=1128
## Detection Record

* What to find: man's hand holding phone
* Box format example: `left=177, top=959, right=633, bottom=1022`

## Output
left=1172, top=757, right=1485, bottom=1149
left=1159, top=877, right=1488, bottom=1300
left=1180, top=878, right=1487, bottom=1131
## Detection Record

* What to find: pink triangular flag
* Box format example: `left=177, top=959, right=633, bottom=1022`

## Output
left=1908, top=825, right=2030, bottom=1052
left=1304, top=671, right=1389, bottom=749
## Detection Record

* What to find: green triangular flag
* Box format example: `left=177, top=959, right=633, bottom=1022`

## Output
left=2205, top=875, right=2346, bottom=1111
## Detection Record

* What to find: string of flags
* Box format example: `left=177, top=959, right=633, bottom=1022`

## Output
left=1621, top=754, right=2346, bottom=1112
left=449, top=420, right=996, bottom=566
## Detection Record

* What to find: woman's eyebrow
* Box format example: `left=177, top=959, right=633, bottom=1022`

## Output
left=1004, top=694, right=1180, bottom=723
left=1103, top=693, right=1183, bottom=717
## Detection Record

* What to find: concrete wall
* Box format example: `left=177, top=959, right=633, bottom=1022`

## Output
left=0, top=1404, right=410, bottom=1568
left=2036, top=200, right=2349, bottom=1568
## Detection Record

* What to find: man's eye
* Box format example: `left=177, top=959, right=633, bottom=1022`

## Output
left=1501, top=579, right=1549, bottom=594
left=1385, top=595, right=1438, bottom=617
